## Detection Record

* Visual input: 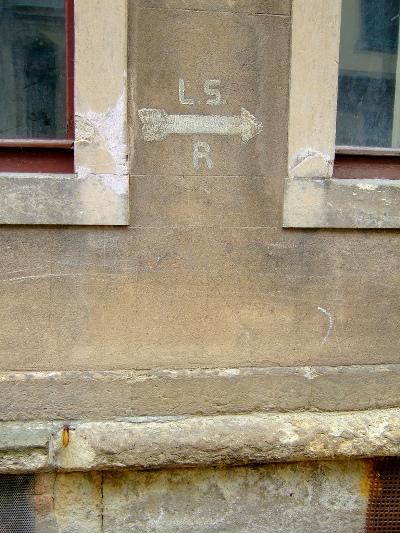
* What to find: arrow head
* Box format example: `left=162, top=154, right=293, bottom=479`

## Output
left=138, top=108, right=169, bottom=141
left=240, top=108, right=263, bottom=143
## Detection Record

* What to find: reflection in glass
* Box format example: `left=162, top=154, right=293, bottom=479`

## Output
left=0, top=0, right=65, bottom=139
left=336, top=0, right=400, bottom=148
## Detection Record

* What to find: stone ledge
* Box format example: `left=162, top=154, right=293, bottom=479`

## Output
left=0, top=173, right=128, bottom=225
left=0, top=422, right=62, bottom=473
left=283, top=177, right=400, bottom=228
left=1, top=365, right=400, bottom=421
left=1, top=409, right=399, bottom=473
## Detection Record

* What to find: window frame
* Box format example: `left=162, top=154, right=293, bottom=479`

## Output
left=283, top=0, right=400, bottom=229
left=0, top=0, right=129, bottom=225
left=0, top=0, right=75, bottom=173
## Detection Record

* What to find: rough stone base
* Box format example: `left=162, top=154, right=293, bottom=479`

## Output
left=2, top=409, right=400, bottom=473
left=33, top=460, right=369, bottom=532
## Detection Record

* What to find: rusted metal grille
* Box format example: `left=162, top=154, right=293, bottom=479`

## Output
left=366, top=457, right=400, bottom=532
left=0, top=475, right=35, bottom=533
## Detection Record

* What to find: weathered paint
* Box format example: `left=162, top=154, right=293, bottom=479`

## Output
left=193, top=142, right=213, bottom=170
left=138, top=107, right=262, bottom=142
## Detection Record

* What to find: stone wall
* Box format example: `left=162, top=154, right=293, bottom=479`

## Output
left=0, top=1, right=398, bottom=530
left=33, top=460, right=369, bottom=533
left=0, top=0, right=398, bottom=421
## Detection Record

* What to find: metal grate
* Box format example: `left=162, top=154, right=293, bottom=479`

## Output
left=0, top=476, right=35, bottom=533
left=366, top=457, right=400, bottom=532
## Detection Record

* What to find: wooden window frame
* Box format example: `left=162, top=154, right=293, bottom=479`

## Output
left=334, top=150, right=400, bottom=180
left=0, top=0, right=75, bottom=174
left=0, top=0, right=129, bottom=225
left=333, top=0, right=400, bottom=182
left=283, top=0, right=400, bottom=229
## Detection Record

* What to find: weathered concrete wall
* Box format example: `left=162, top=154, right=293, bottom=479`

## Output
left=33, top=460, right=369, bottom=532
left=0, top=0, right=399, bottom=419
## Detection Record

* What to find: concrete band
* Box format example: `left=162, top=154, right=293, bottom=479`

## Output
left=1, top=408, right=399, bottom=473
left=1, top=365, right=400, bottom=421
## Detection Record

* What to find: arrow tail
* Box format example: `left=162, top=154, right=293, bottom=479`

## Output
left=138, top=108, right=169, bottom=142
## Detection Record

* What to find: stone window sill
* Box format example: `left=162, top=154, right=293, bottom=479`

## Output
left=0, top=172, right=128, bottom=225
left=283, top=177, right=400, bottom=228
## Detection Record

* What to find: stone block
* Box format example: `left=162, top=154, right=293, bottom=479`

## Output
left=1, top=223, right=400, bottom=371
left=0, top=368, right=309, bottom=421
left=284, top=177, right=400, bottom=229
left=50, top=410, right=400, bottom=471
left=131, top=175, right=281, bottom=228
left=102, top=462, right=367, bottom=532
left=311, top=365, right=400, bottom=411
left=52, top=473, right=102, bottom=533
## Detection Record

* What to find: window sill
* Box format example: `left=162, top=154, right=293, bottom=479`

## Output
left=0, top=0, right=129, bottom=226
left=286, top=1, right=400, bottom=230
left=283, top=176, right=400, bottom=228
left=0, top=172, right=129, bottom=225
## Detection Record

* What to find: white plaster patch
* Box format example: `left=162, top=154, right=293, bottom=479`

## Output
left=357, top=183, right=379, bottom=191
left=75, top=165, right=91, bottom=181
left=76, top=93, right=128, bottom=177
left=290, top=149, right=333, bottom=178
left=302, top=367, right=318, bottom=380
left=97, top=174, right=128, bottom=196
left=217, top=368, right=241, bottom=377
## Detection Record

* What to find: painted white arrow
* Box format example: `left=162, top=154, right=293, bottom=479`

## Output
left=138, top=107, right=263, bottom=143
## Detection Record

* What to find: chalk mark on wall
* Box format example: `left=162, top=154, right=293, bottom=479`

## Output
left=139, top=79, right=262, bottom=170
left=317, top=306, right=333, bottom=343
left=138, top=107, right=262, bottom=143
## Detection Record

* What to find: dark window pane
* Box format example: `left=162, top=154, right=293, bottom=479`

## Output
left=336, top=0, right=400, bottom=148
left=360, top=0, right=399, bottom=53
left=0, top=0, right=66, bottom=139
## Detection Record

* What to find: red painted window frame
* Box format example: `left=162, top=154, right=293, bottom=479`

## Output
left=334, top=150, right=400, bottom=180
left=0, top=0, right=74, bottom=174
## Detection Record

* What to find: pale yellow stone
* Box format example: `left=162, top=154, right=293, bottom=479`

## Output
left=288, top=0, right=342, bottom=178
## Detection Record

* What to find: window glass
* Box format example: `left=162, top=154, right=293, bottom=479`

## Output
left=0, top=0, right=66, bottom=139
left=336, top=0, right=400, bottom=148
